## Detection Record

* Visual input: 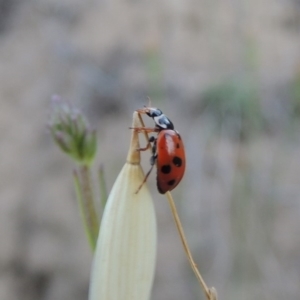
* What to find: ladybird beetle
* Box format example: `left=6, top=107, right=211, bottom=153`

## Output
left=132, top=107, right=186, bottom=194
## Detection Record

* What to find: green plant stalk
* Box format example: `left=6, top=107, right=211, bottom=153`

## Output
left=98, top=164, right=108, bottom=210
left=73, top=171, right=95, bottom=250
left=74, top=165, right=99, bottom=251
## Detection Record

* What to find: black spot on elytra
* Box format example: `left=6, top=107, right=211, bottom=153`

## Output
left=176, top=143, right=180, bottom=148
left=161, top=165, right=171, bottom=174
left=167, top=179, right=176, bottom=186
left=173, top=156, right=182, bottom=167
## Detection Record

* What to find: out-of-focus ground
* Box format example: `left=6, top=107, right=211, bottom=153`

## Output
left=1, top=0, right=300, bottom=299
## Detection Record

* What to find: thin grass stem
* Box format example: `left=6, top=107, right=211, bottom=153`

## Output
left=166, top=191, right=217, bottom=300
left=136, top=110, right=218, bottom=300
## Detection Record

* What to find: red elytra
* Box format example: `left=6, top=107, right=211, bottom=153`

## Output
left=155, top=129, right=185, bottom=193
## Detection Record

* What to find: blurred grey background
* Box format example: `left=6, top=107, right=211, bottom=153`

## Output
left=1, top=0, right=300, bottom=299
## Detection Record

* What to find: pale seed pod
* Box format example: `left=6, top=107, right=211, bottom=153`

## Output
left=89, top=112, right=157, bottom=300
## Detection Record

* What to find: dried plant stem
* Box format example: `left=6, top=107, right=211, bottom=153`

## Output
left=166, top=192, right=217, bottom=300
left=137, top=113, right=150, bottom=142
left=137, top=111, right=218, bottom=300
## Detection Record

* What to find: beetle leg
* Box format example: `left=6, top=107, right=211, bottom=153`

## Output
left=136, top=135, right=156, bottom=152
left=135, top=138, right=157, bottom=194
left=135, top=163, right=155, bottom=194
